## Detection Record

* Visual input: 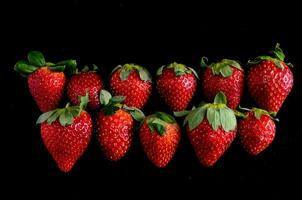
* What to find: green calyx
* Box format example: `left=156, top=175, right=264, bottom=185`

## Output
left=201, top=57, right=242, bottom=78
left=156, top=62, right=199, bottom=79
left=238, top=106, right=277, bottom=120
left=175, top=92, right=237, bottom=132
left=99, top=90, right=145, bottom=121
left=146, top=112, right=176, bottom=136
left=73, top=64, right=99, bottom=74
left=14, top=51, right=77, bottom=77
left=247, top=43, right=293, bottom=69
left=112, top=63, right=152, bottom=82
left=36, top=93, right=89, bottom=126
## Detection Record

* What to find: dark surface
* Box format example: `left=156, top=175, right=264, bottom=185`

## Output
left=1, top=1, right=301, bottom=198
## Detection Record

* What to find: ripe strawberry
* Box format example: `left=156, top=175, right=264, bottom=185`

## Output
left=156, top=62, right=198, bottom=112
left=247, top=43, right=294, bottom=114
left=140, top=112, right=181, bottom=168
left=238, top=108, right=276, bottom=155
left=110, top=64, right=152, bottom=109
left=201, top=58, right=244, bottom=109
left=175, top=92, right=237, bottom=167
left=14, top=51, right=77, bottom=112
left=97, top=90, right=145, bottom=161
left=36, top=94, right=92, bottom=172
left=67, top=65, right=103, bottom=109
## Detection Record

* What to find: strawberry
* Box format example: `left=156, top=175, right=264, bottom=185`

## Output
left=156, top=62, right=198, bottom=111
left=36, top=94, right=92, bottom=172
left=237, top=108, right=276, bottom=155
left=140, top=112, right=181, bottom=168
left=67, top=65, right=103, bottom=110
left=110, top=64, right=152, bottom=109
left=247, top=43, right=294, bottom=114
left=175, top=92, right=237, bottom=167
left=97, top=90, right=145, bottom=161
left=201, top=58, right=244, bottom=109
left=14, top=51, right=77, bottom=112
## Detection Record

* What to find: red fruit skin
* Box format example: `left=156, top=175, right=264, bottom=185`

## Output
left=67, top=72, right=103, bottom=110
left=28, top=68, right=66, bottom=112
left=247, top=60, right=293, bottom=113
left=238, top=112, right=275, bottom=155
left=156, top=69, right=197, bottom=111
left=40, top=111, right=93, bottom=172
left=110, top=70, right=152, bottom=109
left=139, top=122, right=181, bottom=168
left=97, top=109, right=134, bottom=161
left=202, top=67, right=244, bottom=109
left=187, top=120, right=236, bottom=167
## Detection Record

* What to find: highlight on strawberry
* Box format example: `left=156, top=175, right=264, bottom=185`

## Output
left=36, top=93, right=93, bottom=173
left=139, top=112, right=181, bottom=168
left=67, top=64, right=104, bottom=110
left=201, top=57, right=244, bottom=109
left=110, top=63, right=152, bottom=109
left=14, top=51, right=77, bottom=112
left=247, top=43, right=294, bottom=114
left=174, top=92, right=237, bottom=167
left=236, top=107, right=277, bottom=156
left=97, top=89, right=145, bottom=161
left=156, top=62, right=198, bottom=112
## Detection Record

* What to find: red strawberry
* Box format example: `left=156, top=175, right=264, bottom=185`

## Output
left=156, top=62, right=198, bottom=111
left=110, top=64, right=152, bottom=109
left=140, top=112, right=181, bottom=168
left=36, top=94, right=92, bottom=172
left=201, top=58, right=244, bottom=109
left=97, top=90, right=145, bottom=161
left=247, top=43, right=294, bottom=114
left=15, top=51, right=77, bottom=112
left=238, top=108, right=276, bottom=155
left=67, top=65, right=103, bottom=109
left=176, top=92, right=237, bottom=167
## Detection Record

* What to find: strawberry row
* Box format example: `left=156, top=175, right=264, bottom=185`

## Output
left=14, top=43, right=294, bottom=172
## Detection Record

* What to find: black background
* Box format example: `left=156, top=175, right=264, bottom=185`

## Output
left=1, top=0, right=301, bottom=198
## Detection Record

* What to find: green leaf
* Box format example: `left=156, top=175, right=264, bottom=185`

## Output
left=110, top=96, right=125, bottom=103
left=200, top=56, right=208, bottom=68
left=120, top=67, right=130, bottom=80
left=104, top=105, right=120, bottom=115
left=100, top=90, right=112, bottom=105
left=14, top=60, right=38, bottom=75
left=187, top=67, right=199, bottom=79
left=56, top=59, right=77, bottom=74
left=138, top=68, right=152, bottom=81
left=111, top=65, right=122, bottom=74
left=78, top=93, right=89, bottom=114
left=155, top=112, right=175, bottom=123
left=150, top=118, right=167, bottom=135
left=48, top=65, right=66, bottom=72
left=188, top=107, right=206, bottom=130
left=81, top=65, right=90, bottom=72
left=174, top=110, right=190, bottom=117
left=221, top=108, right=237, bottom=131
left=214, top=92, right=227, bottom=104
left=59, top=110, right=73, bottom=126
left=156, top=66, right=165, bottom=76
left=28, top=51, right=45, bottom=67
left=47, top=111, right=61, bottom=124
left=126, top=106, right=145, bottom=122
left=273, top=60, right=285, bottom=69
left=272, top=43, right=285, bottom=61
left=222, top=59, right=242, bottom=71
left=92, top=64, right=99, bottom=71
left=36, top=110, right=56, bottom=124
left=219, top=65, right=233, bottom=77
left=206, top=107, right=220, bottom=130
left=146, top=117, right=155, bottom=132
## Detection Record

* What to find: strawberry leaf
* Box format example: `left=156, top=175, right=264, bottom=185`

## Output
left=138, top=68, right=152, bottom=82
left=14, top=60, right=38, bottom=75
left=36, top=110, right=56, bottom=124
left=220, top=107, right=236, bottom=131
left=48, top=65, right=66, bottom=72
left=59, top=110, right=73, bottom=126
left=110, top=96, right=125, bottom=103
left=111, top=65, right=122, bottom=74
left=219, top=65, right=233, bottom=77
left=100, top=90, right=112, bottom=105
left=200, top=56, right=208, bottom=68
left=28, top=51, right=45, bottom=67
left=155, top=112, right=175, bottom=123
left=124, top=106, right=145, bottom=122
left=78, top=93, right=89, bottom=114
left=156, top=66, right=165, bottom=76
left=47, top=111, right=61, bottom=124
left=187, top=106, right=206, bottom=130
left=187, top=67, right=199, bottom=79
left=272, top=43, right=285, bottom=61
left=174, top=110, right=190, bottom=117
left=120, top=67, right=130, bottom=80
left=207, top=107, right=220, bottom=130
left=214, top=92, right=227, bottom=104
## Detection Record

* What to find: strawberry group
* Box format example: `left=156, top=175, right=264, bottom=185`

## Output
left=156, top=62, right=198, bottom=111
left=15, top=43, right=295, bottom=171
